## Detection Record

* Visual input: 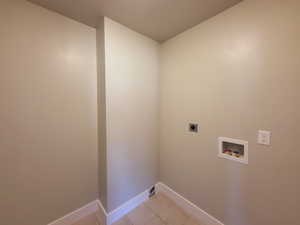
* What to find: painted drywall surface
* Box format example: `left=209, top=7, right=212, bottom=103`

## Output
left=27, top=0, right=242, bottom=42
left=0, top=1, right=98, bottom=224
left=159, top=0, right=300, bottom=225
left=96, top=17, right=108, bottom=210
left=104, top=18, right=160, bottom=212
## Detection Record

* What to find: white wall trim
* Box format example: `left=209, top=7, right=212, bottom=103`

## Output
left=96, top=200, right=108, bottom=225
left=156, top=182, right=224, bottom=225
left=106, top=188, right=150, bottom=225
left=96, top=199, right=109, bottom=217
left=48, top=183, right=223, bottom=225
left=48, top=200, right=100, bottom=225
left=48, top=187, right=151, bottom=225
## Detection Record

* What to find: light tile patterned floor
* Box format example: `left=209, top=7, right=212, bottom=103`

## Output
left=112, top=193, right=203, bottom=225
left=72, top=212, right=101, bottom=225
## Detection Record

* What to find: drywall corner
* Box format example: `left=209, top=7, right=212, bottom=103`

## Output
left=104, top=17, right=160, bottom=212
left=96, top=17, right=108, bottom=211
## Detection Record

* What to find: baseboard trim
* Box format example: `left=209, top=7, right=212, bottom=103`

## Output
left=106, top=188, right=150, bottom=225
left=48, top=188, right=150, bottom=225
left=95, top=200, right=108, bottom=225
left=48, top=200, right=100, bottom=225
left=156, top=182, right=224, bottom=225
left=48, top=183, right=223, bottom=225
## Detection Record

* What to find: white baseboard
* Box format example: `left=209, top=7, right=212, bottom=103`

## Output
left=106, top=188, right=150, bottom=225
left=48, top=183, right=223, bottom=225
left=48, top=200, right=100, bottom=225
left=48, top=188, right=150, bottom=225
left=156, top=182, right=224, bottom=225
left=95, top=200, right=108, bottom=225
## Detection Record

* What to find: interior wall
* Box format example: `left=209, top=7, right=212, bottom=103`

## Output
left=0, top=1, right=98, bottom=224
left=2, top=0, right=299, bottom=224
left=96, top=17, right=108, bottom=210
left=104, top=18, right=160, bottom=212
left=159, top=0, right=300, bottom=225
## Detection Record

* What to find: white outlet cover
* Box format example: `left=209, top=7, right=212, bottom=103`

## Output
left=258, top=130, right=271, bottom=145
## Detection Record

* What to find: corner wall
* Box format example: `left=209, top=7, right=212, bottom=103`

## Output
left=159, top=0, right=300, bottom=225
left=0, top=1, right=98, bottom=224
left=96, top=17, right=108, bottom=210
left=104, top=18, right=160, bottom=212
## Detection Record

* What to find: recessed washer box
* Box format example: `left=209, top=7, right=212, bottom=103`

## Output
left=218, top=137, right=248, bottom=164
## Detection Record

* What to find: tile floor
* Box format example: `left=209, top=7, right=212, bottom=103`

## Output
left=72, top=212, right=101, bottom=225
left=112, top=193, right=203, bottom=225
left=71, top=193, right=203, bottom=225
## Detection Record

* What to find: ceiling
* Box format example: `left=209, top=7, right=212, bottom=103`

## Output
left=28, top=0, right=242, bottom=42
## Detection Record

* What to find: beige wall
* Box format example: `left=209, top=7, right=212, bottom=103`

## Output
left=104, top=18, right=160, bottom=212
left=2, top=0, right=300, bottom=224
left=0, top=1, right=98, bottom=224
left=159, top=0, right=300, bottom=225
left=96, top=17, right=108, bottom=210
